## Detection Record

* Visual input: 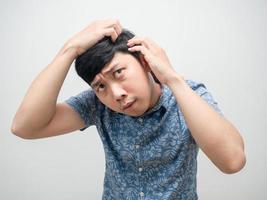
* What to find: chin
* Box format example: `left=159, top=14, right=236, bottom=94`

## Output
left=127, top=112, right=143, bottom=117
left=126, top=106, right=148, bottom=117
left=111, top=101, right=149, bottom=117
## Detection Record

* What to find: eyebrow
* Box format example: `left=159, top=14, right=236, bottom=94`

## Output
left=102, top=62, right=119, bottom=75
left=91, top=62, right=119, bottom=89
left=91, top=80, right=101, bottom=89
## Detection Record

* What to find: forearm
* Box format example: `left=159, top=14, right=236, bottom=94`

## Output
left=11, top=44, right=77, bottom=136
left=11, top=19, right=123, bottom=138
left=166, top=74, right=246, bottom=173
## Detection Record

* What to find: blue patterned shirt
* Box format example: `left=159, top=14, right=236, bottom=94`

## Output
left=65, top=79, right=223, bottom=200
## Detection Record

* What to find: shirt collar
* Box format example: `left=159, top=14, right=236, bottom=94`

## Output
left=138, top=84, right=170, bottom=117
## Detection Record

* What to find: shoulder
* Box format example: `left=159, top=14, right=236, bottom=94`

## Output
left=65, top=89, right=99, bottom=107
left=185, top=79, right=208, bottom=96
left=185, top=79, right=206, bottom=89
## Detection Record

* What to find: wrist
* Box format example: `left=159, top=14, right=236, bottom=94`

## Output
left=64, top=40, right=79, bottom=56
left=166, top=73, right=186, bottom=88
left=52, top=43, right=78, bottom=65
left=165, top=74, right=189, bottom=97
left=57, top=41, right=79, bottom=60
left=65, top=46, right=79, bottom=60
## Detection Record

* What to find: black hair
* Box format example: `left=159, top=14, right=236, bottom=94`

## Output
left=75, top=29, right=141, bottom=85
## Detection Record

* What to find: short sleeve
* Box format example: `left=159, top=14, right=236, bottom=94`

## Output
left=186, top=79, right=224, bottom=116
left=65, top=89, right=98, bottom=131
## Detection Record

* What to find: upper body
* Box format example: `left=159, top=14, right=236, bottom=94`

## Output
left=11, top=19, right=246, bottom=200
left=65, top=79, right=224, bottom=199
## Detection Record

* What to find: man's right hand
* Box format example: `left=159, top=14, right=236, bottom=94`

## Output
left=65, top=19, right=122, bottom=57
left=11, top=19, right=122, bottom=139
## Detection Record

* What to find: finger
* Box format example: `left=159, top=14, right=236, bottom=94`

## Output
left=115, top=20, right=123, bottom=35
left=113, top=23, right=122, bottom=37
left=104, top=27, right=118, bottom=42
left=117, top=20, right=123, bottom=31
left=102, top=19, right=118, bottom=27
left=144, top=38, right=159, bottom=50
left=128, top=45, right=152, bottom=60
left=127, top=37, right=144, bottom=46
left=104, top=19, right=122, bottom=36
left=127, top=37, right=151, bottom=49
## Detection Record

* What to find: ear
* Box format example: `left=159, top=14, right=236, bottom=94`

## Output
left=139, top=54, right=151, bottom=73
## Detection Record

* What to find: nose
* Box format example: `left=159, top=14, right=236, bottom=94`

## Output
left=110, top=83, right=127, bottom=101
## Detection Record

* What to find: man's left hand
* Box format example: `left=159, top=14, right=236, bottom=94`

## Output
left=127, top=37, right=180, bottom=84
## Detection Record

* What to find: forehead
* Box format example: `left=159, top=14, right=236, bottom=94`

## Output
left=103, top=52, right=131, bottom=72
left=91, top=52, right=135, bottom=83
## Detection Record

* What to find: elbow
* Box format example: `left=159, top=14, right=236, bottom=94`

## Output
left=220, top=152, right=246, bottom=174
left=10, top=122, right=35, bottom=140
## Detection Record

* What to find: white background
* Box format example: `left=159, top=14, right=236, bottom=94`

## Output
left=1, top=0, right=266, bottom=199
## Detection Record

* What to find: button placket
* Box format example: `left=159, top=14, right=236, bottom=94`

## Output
left=139, top=192, right=145, bottom=197
left=137, top=118, right=145, bottom=199
left=138, top=118, right=144, bottom=125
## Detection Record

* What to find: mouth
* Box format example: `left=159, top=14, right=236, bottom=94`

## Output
left=122, top=100, right=136, bottom=110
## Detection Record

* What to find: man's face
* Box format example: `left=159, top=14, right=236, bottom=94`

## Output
left=91, top=52, right=161, bottom=117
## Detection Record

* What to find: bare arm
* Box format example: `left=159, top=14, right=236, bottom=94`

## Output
left=167, top=76, right=246, bottom=174
left=127, top=37, right=246, bottom=174
left=11, top=19, right=122, bottom=139
left=11, top=45, right=77, bottom=138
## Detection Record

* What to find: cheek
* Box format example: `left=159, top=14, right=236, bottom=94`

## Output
left=125, top=69, right=150, bottom=92
left=96, top=95, right=111, bottom=107
left=99, top=97, right=120, bottom=112
left=124, top=81, right=148, bottom=99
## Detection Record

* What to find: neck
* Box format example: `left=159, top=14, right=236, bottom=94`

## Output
left=148, top=81, right=162, bottom=110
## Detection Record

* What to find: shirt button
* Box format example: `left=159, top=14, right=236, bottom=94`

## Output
left=138, top=167, right=143, bottom=172
left=135, top=144, right=140, bottom=149
left=138, top=118, right=143, bottom=123
left=139, top=192, right=145, bottom=197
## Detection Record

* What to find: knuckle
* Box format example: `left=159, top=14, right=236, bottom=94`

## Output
left=112, top=19, right=119, bottom=25
left=159, top=47, right=164, bottom=52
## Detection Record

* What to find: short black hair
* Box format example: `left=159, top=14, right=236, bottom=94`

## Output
left=75, top=29, right=141, bottom=85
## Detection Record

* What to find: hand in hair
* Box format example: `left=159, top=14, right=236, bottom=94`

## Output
left=127, top=37, right=183, bottom=85
left=65, top=19, right=123, bottom=57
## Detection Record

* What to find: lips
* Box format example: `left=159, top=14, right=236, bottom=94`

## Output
left=122, top=100, right=135, bottom=110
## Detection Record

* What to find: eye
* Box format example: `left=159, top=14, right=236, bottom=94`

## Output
left=97, top=83, right=105, bottom=92
left=114, top=68, right=124, bottom=78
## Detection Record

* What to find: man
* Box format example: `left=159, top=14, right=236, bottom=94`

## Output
left=11, top=19, right=246, bottom=199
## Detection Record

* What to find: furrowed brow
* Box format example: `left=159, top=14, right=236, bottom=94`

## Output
left=102, top=62, right=119, bottom=75
left=91, top=80, right=101, bottom=89
left=91, top=62, right=120, bottom=88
